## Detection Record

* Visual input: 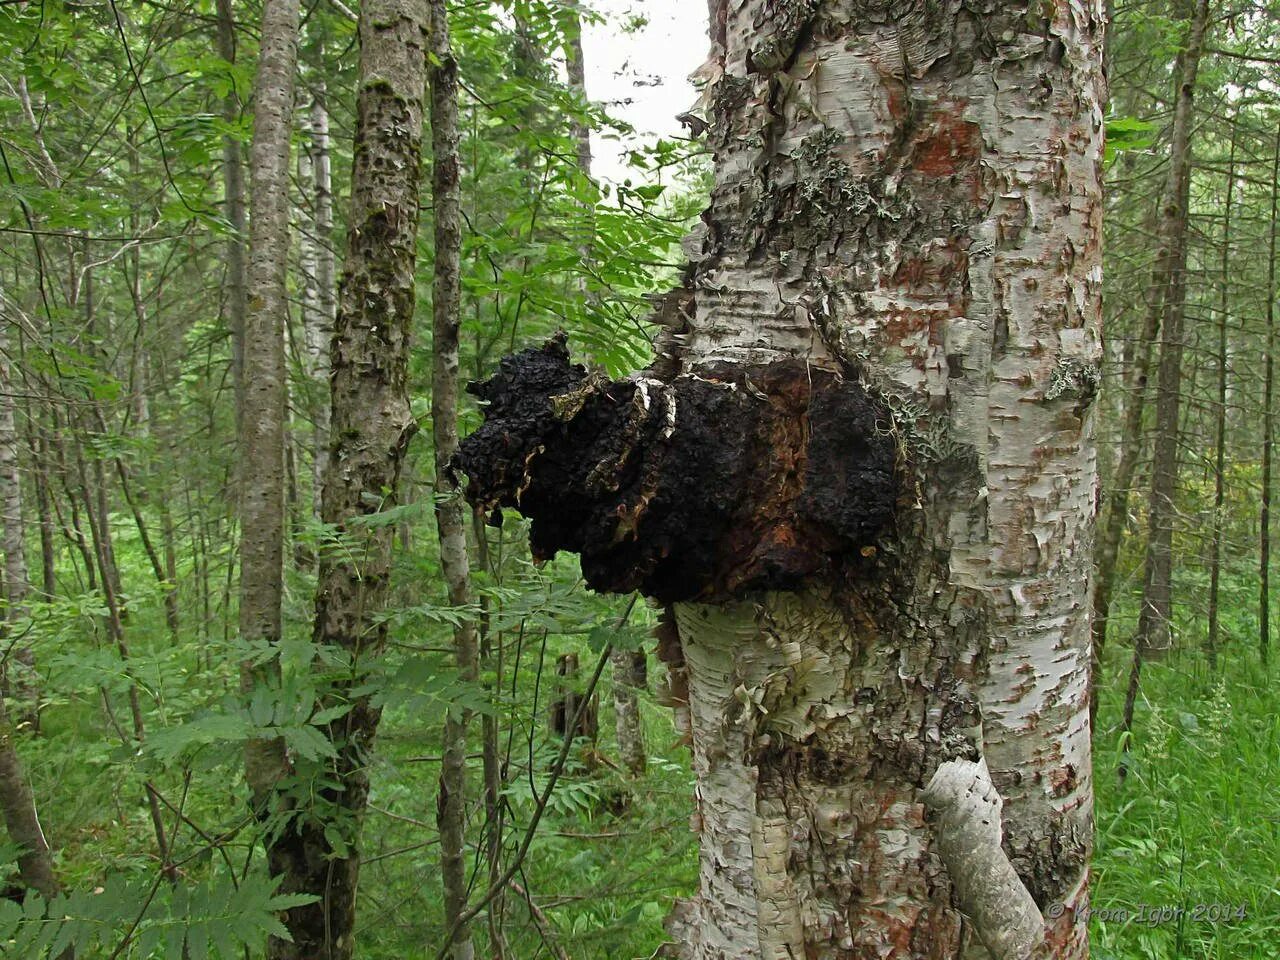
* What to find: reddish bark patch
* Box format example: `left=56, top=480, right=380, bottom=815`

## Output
left=1048, top=763, right=1078, bottom=799
left=455, top=337, right=898, bottom=602
left=913, top=109, right=982, bottom=179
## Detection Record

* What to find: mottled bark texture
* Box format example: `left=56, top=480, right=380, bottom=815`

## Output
left=428, top=0, right=479, bottom=957
left=458, top=1, right=1103, bottom=957
left=265, top=2, right=429, bottom=957
left=240, top=0, right=299, bottom=807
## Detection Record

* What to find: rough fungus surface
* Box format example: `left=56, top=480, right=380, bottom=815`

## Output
left=454, top=335, right=897, bottom=602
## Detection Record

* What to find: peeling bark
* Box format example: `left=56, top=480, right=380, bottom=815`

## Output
left=458, top=1, right=1103, bottom=956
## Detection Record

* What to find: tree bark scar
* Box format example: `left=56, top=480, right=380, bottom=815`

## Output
left=455, top=336, right=898, bottom=603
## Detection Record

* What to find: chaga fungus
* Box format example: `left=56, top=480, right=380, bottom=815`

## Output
left=453, top=334, right=897, bottom=603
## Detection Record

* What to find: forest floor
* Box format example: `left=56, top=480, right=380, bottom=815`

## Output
left=365, top=626, right=1280, bottom=959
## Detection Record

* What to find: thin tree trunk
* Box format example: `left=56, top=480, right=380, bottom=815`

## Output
left=48, top=410, right=96, bottom=592
left=73, top=426, right=174, bottom=880
left=0, top=322, right=36, bottom=718
left=1122, top=0, right=1212, bottom=770
left=1091, top=208, right=1160, bottom=670
left=76, top=266, right=174, bottom=879
left=471, top=512, right=508, bottom=960
left=299, top=90, right=336, bottom=515
left=1206, top=124, right=1237, bottom=669
left=114, top=457, right=177, bottom=638
left=265, top=1, right=429, bottom=955
left=239, top=0, right=299, bottom=806
left=27, top=422, right=57, bottom=600
left=0, top=316, right=59, bottom=902
left=1129, top=0, right=1211, bottom=661
left=1261, top=122, right=1279, bottom=669
left=563, top=0, right=593, bottom=179
left=216, top=0, right=249, bottom=429
left=430, top=1, right=479, bottom=956
left=612, top=649, right=647, bottom=776
left=0, top=702, right=59, bottom=901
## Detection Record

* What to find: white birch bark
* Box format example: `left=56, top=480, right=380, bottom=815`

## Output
left=298, top=90, right=335, bottom=513
left=667, top=3, right=1104, bottom=957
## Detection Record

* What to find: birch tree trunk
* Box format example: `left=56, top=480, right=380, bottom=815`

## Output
left=0, top=319, right=59, bottom=902
left=266, top=1, right=429, bottom=955
left=0, top=321, right=35, bottom=715
left=299, top=89, right=336, bottom=516
left=662, top=2, right=1104, bottom=956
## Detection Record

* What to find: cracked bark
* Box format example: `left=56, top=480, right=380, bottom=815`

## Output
left=458, top=1, right=1102, bottom=957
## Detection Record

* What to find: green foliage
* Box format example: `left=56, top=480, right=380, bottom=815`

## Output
left=1106, top=116, right=1158, bottom=164
left=0, top=873, right=317, bottom=959
left=1093, top=642, right=1280, bottom=959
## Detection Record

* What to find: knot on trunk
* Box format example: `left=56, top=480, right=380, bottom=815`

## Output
left=454, top=335, right=897, bottom=602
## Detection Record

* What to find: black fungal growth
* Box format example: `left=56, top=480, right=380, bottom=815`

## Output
left=454, top=335, right=897, bottom=603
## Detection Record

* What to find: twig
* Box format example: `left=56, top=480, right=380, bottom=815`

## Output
left=433, top=595, right=638, bottom=958
left=511, top=877, right=570, bottom=960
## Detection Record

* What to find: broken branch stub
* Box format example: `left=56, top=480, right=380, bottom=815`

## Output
left=454, top=336, right=897, bottom=602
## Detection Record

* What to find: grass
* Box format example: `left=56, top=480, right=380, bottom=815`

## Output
left=1091, top=639, right=1280, bottom=959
